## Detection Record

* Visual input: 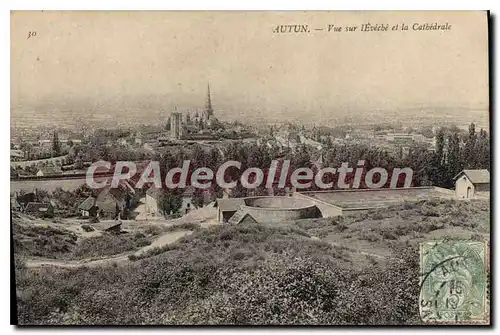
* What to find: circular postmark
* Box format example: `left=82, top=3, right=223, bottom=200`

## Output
left=420, top=240, right=487, bottom=323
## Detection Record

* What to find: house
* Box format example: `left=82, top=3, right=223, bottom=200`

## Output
left=16, top=192, right=36, bottom=208
left=11, top=197, right=22, bottom=211
left=36, top=166, right=62, bottom=177
left=145, top=187, right=162, bottom=216
left=78, top=196, right=98, bottom=218
left=214, top=198, right=245, bottom=223
left=95, top=186, right=129, bottom=219
left=145, top=186, right=210, bottom=217
left=454, top=169, right=490, bottom=199
left=24, top=202, right=54, bottom=217
left=38, top=139, right=52, bottom=147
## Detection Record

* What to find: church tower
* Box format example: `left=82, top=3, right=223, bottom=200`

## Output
left=205, top=82, right=214, bottom=118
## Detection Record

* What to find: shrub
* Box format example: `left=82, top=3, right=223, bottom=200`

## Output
left=81, top=224, right=94, bottom=232
left=359, top=230, right=382, bottom=242
left=13, top=222, right=78, bottom=259
left=143, top=225, right=162, bottom=236
left=402, top=202, right=416, bottom=210
left=335, top=222, right=348, bottom=232
left=162, top=222, right=199, bottom=233
left=71, top=233, right=152, bottom=259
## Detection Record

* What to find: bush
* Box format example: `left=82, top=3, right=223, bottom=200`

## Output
left=163, top=222, right=199, bottom=233
left=81, top=224, right=94, bottom=232
left=72, top=233, right=152, bottom=259
left=359, top=230, right=382, bottom=242
left=13, top=222, right=78, bottom=259
left=143, top=225, right=162, bottom=236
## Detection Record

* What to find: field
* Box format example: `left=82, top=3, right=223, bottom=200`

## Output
left=300, top=187, right=456, bottom=209
left=13, top=198, right=490, bottom=325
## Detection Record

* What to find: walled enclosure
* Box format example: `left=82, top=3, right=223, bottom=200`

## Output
left=239, top=196, right=320, bottom=223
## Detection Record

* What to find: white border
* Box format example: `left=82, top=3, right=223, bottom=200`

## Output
left=2, top=1, right=498, bottom=334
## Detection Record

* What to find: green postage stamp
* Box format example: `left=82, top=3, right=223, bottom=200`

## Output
left=420, top=239, right=489, bottom=324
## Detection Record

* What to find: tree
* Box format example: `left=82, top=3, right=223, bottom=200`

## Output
left=324, top=136, right=333, bottom=149
left=420, top=126, right=434, bottom=138
left=157, top=189, right=183, bottom=217
left=435, top=128, right=445, bottom=166
left=292, top=144, right=311, bottom=169
left=475, top=129, right=490, bottom=170
left=52, top=132, right=61, bottom=157
left=463, top=123, right=477, bottom=168
left=20, top=141, right=33, bottom=160
left=191, top=188, right=205, bottom=208
left=446, top=133, right=461, bottom=188
left=191, top=145, right=206, bottom=169
left=165, top=117, right=171, bottom=131
left=427, top=128, right=446, bottom=187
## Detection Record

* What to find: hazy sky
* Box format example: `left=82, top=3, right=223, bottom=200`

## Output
left=11, top=11, right=489, bottom=123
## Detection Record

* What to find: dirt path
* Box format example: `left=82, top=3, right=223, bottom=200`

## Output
left=21, top=205, right=219, bottom=269
left=24, top=230, right=193, bottom=269
left=139, top=230, right=192, bottom=253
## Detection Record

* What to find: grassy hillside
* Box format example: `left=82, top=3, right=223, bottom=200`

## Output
left=13, top=223, right=78, bottom=259
left=14, top=199, right=489, bottom=325
left=13, top=220, right=153, bottom=260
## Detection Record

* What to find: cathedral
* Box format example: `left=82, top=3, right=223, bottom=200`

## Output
left=170, top=83, right=216, bottom=140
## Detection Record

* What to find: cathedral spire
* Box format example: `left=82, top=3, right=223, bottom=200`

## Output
left=205, top=82, right=213, bottom=117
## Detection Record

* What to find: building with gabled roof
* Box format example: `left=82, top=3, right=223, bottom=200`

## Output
left=227, top=210, right=257, bottom=224
left=214, top=198, right=245, bottom=223
left=11, top=197, right=22, bottom=211
left=24, top=202, right=54, bottom=217
left=95, top=186, right=129, bottom=219
left=78, top=196, right=98, bottom=218
left=145, top=187, right=163, bottom=217
left=15, top=192, right=35, bottom=209
left=93, top=220, right=122, bottom=233
left=453, top=169, right=490, bottom=199
left=36, top=166, right=63, bottom=177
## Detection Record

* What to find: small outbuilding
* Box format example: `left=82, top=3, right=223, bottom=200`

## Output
left=36, top=166, right=63, bottom=177
left=78, top=196, right=98, bottom=218
left=94, top=221, right=122, bottom=234
left=454, top=169, right=490, bottom=199
left=214, top=198, right=245, bottom=223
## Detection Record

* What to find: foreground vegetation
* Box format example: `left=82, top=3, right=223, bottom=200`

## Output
left=13, top=221, right=153, bottom=260
left=297, top=198, right=490, bottom=243
left=14, top=199, right=489, bottom=325
left=15, top=224, right=418, bottom=325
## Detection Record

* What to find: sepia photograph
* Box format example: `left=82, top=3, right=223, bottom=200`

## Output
left=10, top=10, right=491, bottom=325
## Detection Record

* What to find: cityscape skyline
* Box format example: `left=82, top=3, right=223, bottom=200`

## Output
left=11, top=11, right=488, bottom=126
